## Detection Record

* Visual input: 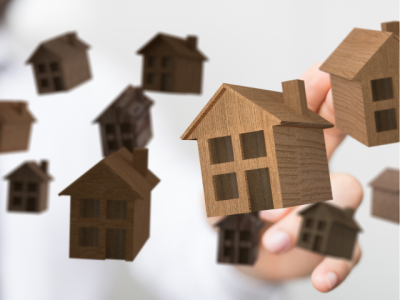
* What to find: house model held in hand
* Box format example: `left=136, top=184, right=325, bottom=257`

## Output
left=320, top=21, right=399, bottom=147
left=181, top=79, right=333, bottom=217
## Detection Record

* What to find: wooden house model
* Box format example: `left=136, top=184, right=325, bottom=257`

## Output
left=59, top=148, right=160, bottom=261
left=297, top=202, right=361, bottom=260
left=4, top=160, right=52, bottom=213
left=0, top=101, right=36, bottom=153
left=214, top=212, right=263, bottom=265
left=181, top=80, right=333, bottom=217
left=93, top=85, right=153, bottom=157
left=26, top=32, right=91, bottom=94
left=137, top=33, right=207, bottom=94
left=369, top=168, right=399, bottom=224
left=320, top=22, right=399, bottom=147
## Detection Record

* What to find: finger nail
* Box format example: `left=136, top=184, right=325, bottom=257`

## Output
left=263, top=231, right=291, bottom=254
left=324, top=272, right=338, bottom=290
left=260, top=209, right=288, bottom=222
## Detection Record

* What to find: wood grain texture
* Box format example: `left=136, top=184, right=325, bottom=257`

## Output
left=381, top=21, right=399, bottom=37
left=282, top=79, right=308, bottom=116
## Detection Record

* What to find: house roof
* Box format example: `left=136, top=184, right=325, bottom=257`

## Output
left=93, top=85, right=154, bottom=123
left=26, top=32, right=90, bottom=64
left=369, top=168, right=399, bottom=193
left=59, top=147, right=160, bottom=199
left=137, top=33, right=207, bottom=61
left=181, top=83, right=333, bottom=140
left=299, top=202, right=362, bottom=232
left=0, top=101, right=36, bottom=124
left=214, top=212, right=264, bottom=231
left=4, top=161, right=53, bottom=182
left=320, top=28, right=398, bottom=80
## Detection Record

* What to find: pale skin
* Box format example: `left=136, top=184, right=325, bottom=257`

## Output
left=209, top=62, right=363, bottom=293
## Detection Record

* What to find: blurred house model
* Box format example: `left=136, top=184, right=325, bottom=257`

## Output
left=137, top=33, right=207, bottom=94
left=0, top=101, right=35, bottom=153
left=297, top=202, right=362, bottom=260
left=320, top=21, right=399, bottom=147
left=93, top=85, right=153, bottom=157
left=181, top=80, right=333, bottom=217
left=4, top=160, right=52, bottom=213
left=214, top=212, right=263, bottom=265
left=26, top=32, right=92, bottom=94
left=59, top=148, right=160, bottom=261
left=369, top=168, right=399, bottom=224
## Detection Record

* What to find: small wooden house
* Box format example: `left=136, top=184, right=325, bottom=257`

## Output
left=4, top=160, right=52, bottom=213
left=137, top=33, right=207, bottom=94
left=320, top=22, right=399, bottom=147
left=214, top=212, right=263, bottom=265
left=369, top=168, right=399, bottom=224
left=181, top=80, right=333, bottom=217
left=297, top=202, right=361, bottom=260
left=93, top=85, right=153, bottom=157
left=59, top=148, right=160, bottom=261
left=0, top=101, right=36, bottom=153
left=26, top=32, right=91, bottom=94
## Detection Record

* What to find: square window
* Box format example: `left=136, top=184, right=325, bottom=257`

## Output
left=375, top=108, right=397, bottom=132
left=239, top=231, right=251, bottom=241
left=120, top=123, right=131, bottom=134
left=208, top=136, right=235, bottom=164
left=12, top=197, right=22, bottom=206
left=305, top=219, right=314, bottom=228
left=146, top=73, right=157, bottom=84
left=162, top=57, right=172, bottom=68
left=213, top=172, right=239, bottom=201
left=27, top=182, right=38, bottom=192
left=105, top=124, right=116, bottom=134
left=50, top=62, right=59, bottom=72
left=302, top=233, right=310, bottom=242
left=107, top=200, right=127, bottom=220
left=224, top=230, right=234, bottom=241
left=40, top=78, right=49, bottom=88
left=147, top=56, right=158, bottom=68
left=80, top=199, right=100, bottom=218
left=79, top=227, right=99, bottom=247
left=37, top=64, right=46, bottom=73
left=371, top=78, right=394, bottom=101
left=223, top=246, right=233, bottom=257
left=13, top=181, right=23, bottom=191
left=240, top=130, right=267, bottom=159
left=107, top=140, right=118, bottom=151
left=122, top=139, right=133, bottom=151
left=317, top=221, right=326, bottom=231
left=238, top=247, right=250, bottom=264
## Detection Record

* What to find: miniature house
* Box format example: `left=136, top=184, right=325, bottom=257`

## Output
left=137, top=33, right=207, bottom=94
left=59, top=148, right=160, bottom=261
left=4, top=160, right=52, bottom=213
left=214, top=212, right=263, bottom=265
left=93, top=85, right=154, bottom=157
left=26, top=32, right=91, bottom=94
left=0, top=101, right=36, bottom=153
left=369, top=168, right=399, bottom=224
left=181, top=80, right=333, bottom=217
left=320, top=22, right=399, bottom=147
left=297, top=202, right=361, bottom=260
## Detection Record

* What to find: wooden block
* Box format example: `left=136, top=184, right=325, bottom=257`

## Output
left=282, top=79, right=308, bottom=116
left=181, top=81, right=333, bottom=217
left=381, top=21, right=399, bottom=37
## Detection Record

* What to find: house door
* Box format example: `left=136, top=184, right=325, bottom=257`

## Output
left=26, top=197, right=37, bottom=212
left=53, top=77, right=64, bottom=91
left=106, top=228, right=126, bottom=260
left=246, top=168, right=274, bottom=211
left=313, top=236, right=323, bottom=252
left=161, top=74, right=172, bottom=91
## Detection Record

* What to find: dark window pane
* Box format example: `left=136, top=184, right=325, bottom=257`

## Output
left=238, top=248, right=250, bottom=264
left=239, top=231, right=251, bottom=241
left=240, top=130, right=267, bottom=159
left=371, top=78, right=394, bottom=101
left=107, top=140, right=118, bottom=151
left=208, top=136, right=235, bottom=164
left=223, top=246, right=233, bottom=257
left=305, top=219, right=314, bottom=228
left=146, top=73, right=157, bottom=84
left=213, top=172, right=239, bottom=200
left=224, top=230, right=234, bottom=241
left=79, top=227, right=99, bottom=247
left=105, top=124, right=116, bottom=134
left=27, top=182, right=38, bottom=192
left=37, top=64, right=46, bottom=73
left=162, top=57, right=172, bottom=68
left=40, top=78, right=49, bottom=88
left=122, top=139, right=133, bottom=151
left=120, top=123, right=131, bottom=134
left=80, top=199, right=100, bottom=218
left=13, top=182, right=23, bottom=191
left=147, top=56, right=157, bottom=67
left=12, top=197, right=22, bottom=206
left=302, top=233, right=310, bottom=242
left=318, top=221, right=326, bottom=231
left=50, top=62, right=59, bottom=72
left=107, top=200, right=127, bottom=220
left=375, top=108, right=397, bottom=132
left=26, top=197, right=37, bottom=211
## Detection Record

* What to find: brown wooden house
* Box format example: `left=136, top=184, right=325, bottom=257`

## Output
left=59, top=148, right=160, bottom=261
left=4, top=160, right=52, bottom=213
left=137, top=33, right=207, bottom=94
left=369, top=168, right=399, bottom=224
left=0, top=101, right=36, bottom=153
left=320, top=22, right=399, bottom=147
left=214, top=212, right=263, bottom=265
left=26, top=32, right=91, bottom=94
left=297, top=202, right=361, bottom=260
left=181, top=80, right=333, bottom=217
left=93, top=85, right=153, bottom=157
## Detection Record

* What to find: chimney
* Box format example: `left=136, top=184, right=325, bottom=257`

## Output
left=132, top=148, right=148, bottom=177
left=281, top=79, right=309, bottom=116
left=14, top=102, right=27, bottom=114
left=40, top=160, right=48, bottom=174
left=381, top=21, right=399, bottom=37
left=343, top=208, right=355, bottom=218
left=186, top=36, right=197, bottom=50
left=64, top=32, right=77, bottom=46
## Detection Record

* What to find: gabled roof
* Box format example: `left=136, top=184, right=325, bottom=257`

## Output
left=59, top=147, right=160, bottom=199
left=214, top=212, right=264, bottom=231
left=4, top=161, right=53, bottom=182
left=181, top=83, right=333, bottom=140
left=26, top=32, right=90, bottom=64
left=299, top=202, right=362, bottom=232
left=0, top=101, right=36, bottom=124
left=137, top=33, right=207, bottom=61
left=370, top=168, right=399, bottom=193
left=93, top=85, right=153, bottom=123
left=320, top=28, right=398, bottom=80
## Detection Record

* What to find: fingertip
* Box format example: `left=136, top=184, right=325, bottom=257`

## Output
left=260, top=208, right=290, bottom=222
left=331, top=173, right=364, bottom=208
left=312, top=271, right=338, bottom=293
left=262, top=230, right=292, bottom=254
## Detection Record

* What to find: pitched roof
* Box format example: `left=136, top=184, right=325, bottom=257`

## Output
left=299, top=202, right=362, bottom=232
left=93, top=85, right=154, bottom=123
left=4, top=161, right=53, bottom=182
left=214, top=212, right=264, bottom=231
left=0, top=101, right=36, bottom=124
left=369, top=168, right=399, bottom=193
left=181, top=83, right=333, bottom=140
left=26, top=32, right=90, bottom=63
left=59, top=147, right=160, bottom=199
left=320, top=28, right=397, bottom=80
left=137, top=33, right=207, bottom=61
